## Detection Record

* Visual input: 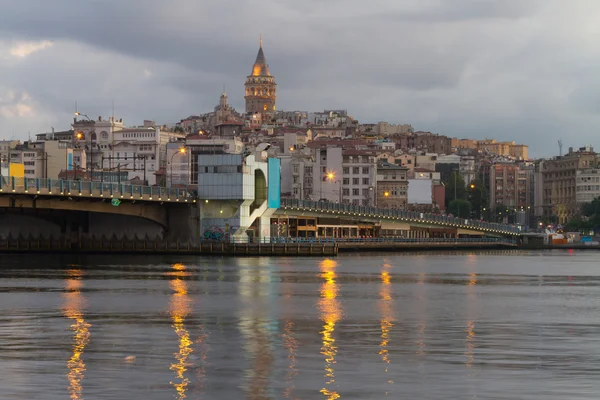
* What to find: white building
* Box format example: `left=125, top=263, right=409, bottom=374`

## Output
left=460, top=155, right=476, bottom=186
left=107, top=120, right=186, bottom=184
left=167, top=135, right=243, bottom=187
left=576, top=169, right=600, bottom=204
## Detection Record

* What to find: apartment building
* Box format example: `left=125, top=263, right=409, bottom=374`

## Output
left=489, top=162, right=532, bottom=212
left=376, top=161, right=408, bottom=210
left=306, top=146, right=377, bottom=205
left=576, top=169, right=600, bottom=205
left=541, top=146, right=598, bottom=223
left=8, top=140, right=78, bottom=179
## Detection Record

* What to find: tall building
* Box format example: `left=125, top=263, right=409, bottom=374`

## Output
left=489, top=162, right=532, bottom=215
left=541, top=146, right=598, bottom=223
left=245, top=37, right=277, bottom=114
left=376, top=161, right=408, bottom=210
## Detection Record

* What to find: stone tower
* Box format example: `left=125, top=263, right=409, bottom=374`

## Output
left=245, top=37, right=277, bottom=114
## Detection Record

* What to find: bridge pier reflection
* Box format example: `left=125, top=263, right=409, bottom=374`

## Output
left=238, top=259, right=276, bottom=399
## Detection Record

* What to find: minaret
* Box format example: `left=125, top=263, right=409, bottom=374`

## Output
left=245, top=37, right=277, bottom=114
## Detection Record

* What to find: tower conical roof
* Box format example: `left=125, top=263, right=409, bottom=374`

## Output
left=251, top=38, right=271, bottom=76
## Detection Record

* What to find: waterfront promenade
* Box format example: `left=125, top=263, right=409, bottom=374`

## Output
left=0, top=235, right=517, bottom=256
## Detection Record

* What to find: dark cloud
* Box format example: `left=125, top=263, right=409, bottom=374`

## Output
left=0, top=0, right=598, bottom=156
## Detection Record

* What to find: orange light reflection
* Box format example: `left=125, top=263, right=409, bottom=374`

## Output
left=62, top=269, right=90, bottom=400
left=379, top=265, right=394, bottom=395
left=318, top=259, right=342, bottom=400
left=168, top=263, right=193, bottom=400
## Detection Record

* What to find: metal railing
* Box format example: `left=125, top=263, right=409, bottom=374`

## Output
left=280, top=198, right=521, bottom=234
left=226, top=237, right=517, bottom=245
left=0, top=177, right=196, bottom=202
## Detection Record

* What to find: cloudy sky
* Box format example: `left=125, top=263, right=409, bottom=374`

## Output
left=0, top=0, right=599, bottom=157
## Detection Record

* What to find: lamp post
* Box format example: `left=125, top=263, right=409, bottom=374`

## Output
left=74, top=112, right=95, bottom=180
left=169, top=147, right=187, bottom=188
left=326, top=172, right=342, bottom=203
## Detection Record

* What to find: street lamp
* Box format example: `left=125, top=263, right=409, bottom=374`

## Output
left=169, top=147, right=187, bottom=188
left=74, top=112, right=92, bottom=121
left=74, top=112, right=96, bottom=179
left=326, top=172, right=342, bottom=203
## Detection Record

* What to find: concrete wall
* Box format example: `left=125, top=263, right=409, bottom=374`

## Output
left=0, top=210, right=163, bottom=239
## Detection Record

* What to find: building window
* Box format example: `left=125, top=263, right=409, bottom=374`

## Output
left=293, top=165, right=299, bottom=174
left=353, top=167, right=359, bottom=174
left=362, top=178, right=369, bottom=185
left=362, top=167, right=369, bottom=174
left=343, top=178, right=349, bottom=185
left=362, top=188, right=370, bottom=196
left=343, top=188, right=349, bottom=196
left=352, top=189, right=359, bottom=196
left=343, top=167, right=349, bottom=175
left=352, top=178, right=359, bottom=185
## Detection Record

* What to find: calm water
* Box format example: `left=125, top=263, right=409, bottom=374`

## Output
left=1, top=251, right=600, bottom=399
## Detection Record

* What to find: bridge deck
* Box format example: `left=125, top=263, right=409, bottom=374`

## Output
left=0, top=177, right=196, bottom=203
left=280, top=198, right=521, bottom=236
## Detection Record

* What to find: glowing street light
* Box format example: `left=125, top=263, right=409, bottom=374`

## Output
left=169, top=147, right=187, bottom=188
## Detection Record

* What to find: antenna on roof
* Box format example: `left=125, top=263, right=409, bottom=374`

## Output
left=558, top=139, right=563, bottom=157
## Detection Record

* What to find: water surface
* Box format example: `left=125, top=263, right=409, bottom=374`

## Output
left=1, top=250, right=599, bottom=399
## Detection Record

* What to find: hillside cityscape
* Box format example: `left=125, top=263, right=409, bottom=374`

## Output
left=0, top=39, right=594, bottom=231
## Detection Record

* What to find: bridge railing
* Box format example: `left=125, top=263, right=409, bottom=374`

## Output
left=0, top=177, right=196, bottom=202
left=280, top=198, right=520, bottom=234
left=227, top=236, right=517, bottom=245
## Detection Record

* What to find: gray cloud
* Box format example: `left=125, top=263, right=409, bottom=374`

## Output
left=0, top=0, right=599, bottom=156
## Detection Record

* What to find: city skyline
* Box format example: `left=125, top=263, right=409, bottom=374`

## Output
left=0, top=0, right=599, bottom=157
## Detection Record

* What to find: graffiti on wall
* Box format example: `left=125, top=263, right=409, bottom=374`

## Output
left=203, top=225, right=225, bottom=241
left=202, top=223, right=239, bottom=241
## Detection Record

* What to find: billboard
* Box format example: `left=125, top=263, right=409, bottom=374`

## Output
left=408, top=179, right=432, bottom=205
left=267, top=158, right=281, bottom=208
left=9, top=163, right=24, bottom=178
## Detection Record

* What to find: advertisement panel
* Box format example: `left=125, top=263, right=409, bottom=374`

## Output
left=9, top=163, right=24, bottom=178
left=267, top=158, right=281, bottom=209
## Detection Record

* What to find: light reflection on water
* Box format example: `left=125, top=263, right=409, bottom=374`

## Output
left=168, top=263, right=193, bottom=399
left=318, top=259, right=342, bottom=400
left=378, top=262, right=394, bottom=396
left=1, top=251, right=600, bottom=399
left=62, top=269, right=91, bottom=400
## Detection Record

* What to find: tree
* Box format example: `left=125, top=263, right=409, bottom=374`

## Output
left=444, top=171, right=466, bottom=207
left=565, top=217, right=591, bottom=232
left=448, top=199, right=472, bottom=219
left=569, top=197, right=600, bottom=232
left=491, top=203, right=508, bottom=223
left=467, top=179, right=488, bottom=219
